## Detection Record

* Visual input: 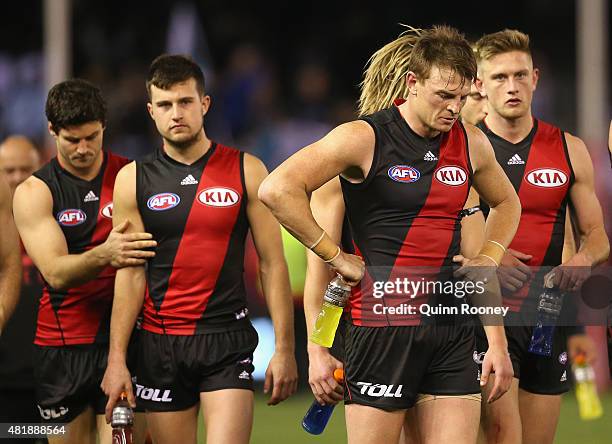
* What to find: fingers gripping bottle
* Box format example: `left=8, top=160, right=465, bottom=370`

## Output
left=112, top=391, right=134, bottom=444
left=302, top=368, right=345, bottom=434
left=310, top=276, right=351, bottom=348
left=573, top=353, right=603, bottom=420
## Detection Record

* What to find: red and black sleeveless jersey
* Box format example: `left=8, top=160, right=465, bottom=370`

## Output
left=32, top=151, right=130, bottom=346
left=478, top=119, right=574, bottom=311
left=136, top=143, right=250, bottom=335
left=341, top=103, right=472, bottom=326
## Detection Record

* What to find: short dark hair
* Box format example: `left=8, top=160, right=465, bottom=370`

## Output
left=146, top=54, right=206, bottom=99
left=409, top=25, right=477, bottom=85
left=45, top=79, right=107, bottom=134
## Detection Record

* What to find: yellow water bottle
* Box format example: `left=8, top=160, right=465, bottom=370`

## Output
left=573, top=353, right=603, bottom=420
left=310, top=276, right=350, bottom=348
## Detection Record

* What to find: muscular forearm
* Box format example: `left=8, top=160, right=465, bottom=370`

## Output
left=0, top=252, right=22, bottom=330
left=108, top=266, right=145, bottom=363
left=577, top=226, right=610, bottom=266
left=259, top=182, right=329, bottom=250
left=43, top=245, right=109, bottom=290
left=260, top=259, right=295, bottom=353
left=484, top=197, right=520, bottom=249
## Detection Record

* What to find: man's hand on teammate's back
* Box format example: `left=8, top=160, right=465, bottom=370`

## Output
left=329, top=252, right=365, bottom=286
left=307, top=346, right=344, bottom=405
left=101, top=358, right=136, bottom=422
left=264, top=350, right=298, bottom=405
left=481, top=345, right=513, bottom=403
left=497, top=249, right=533, bottom=292
left=103, top=220, right=157, bottom=268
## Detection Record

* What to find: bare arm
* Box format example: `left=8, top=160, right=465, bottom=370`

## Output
left=460, top=187, right=486, bottom=259
left=245, top=154, right=297, bottom=405
left=565, top=133, right=609, bottom=267
left=304, top=177, right=346, bottom=405
left=259, top=121, right=371, bottom=283
left=0, top=176, right=21, bottom=332
left=102, top=162, right=148, bottom=416
left=13, top=176, right=155, bottom=290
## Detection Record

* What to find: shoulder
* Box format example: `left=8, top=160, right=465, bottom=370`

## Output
left=564, top=132, right=593, bottom=178
left=13, top=176, right=53, bottom=216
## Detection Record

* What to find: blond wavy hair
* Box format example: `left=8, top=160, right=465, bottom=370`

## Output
left=475, top=29, right=531, bottom=64
left=358, top=25, right=476, bottom=117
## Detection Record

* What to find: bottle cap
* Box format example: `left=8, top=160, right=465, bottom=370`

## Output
left=574, top=353, right=586, bottom=365
left=333, top=368, right=345, bottom=383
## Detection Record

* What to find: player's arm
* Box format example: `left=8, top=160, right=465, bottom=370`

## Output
left=258, top=121, right=370, bottom=284
left=244, top=153, right=298, bottom=405
left=304, top=178, right=345, bottom=405
left=462, top=124, right=521, bottom=402
left=102, top=162, right=148, bottom=418
left=0, top=176, right=21, bottom=333
left=459, top=187, right=485, bottom=259
left=13, top=176, right=155, bottom=291
left=561, top=134, right=609, bottom=276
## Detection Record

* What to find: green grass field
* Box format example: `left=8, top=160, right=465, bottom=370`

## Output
left=195, top=391, right=612, bottom=443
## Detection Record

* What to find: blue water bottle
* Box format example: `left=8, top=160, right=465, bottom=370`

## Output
left=528, top=273, right=564, bottom=356
left=302, top=368, right=344, bottom=435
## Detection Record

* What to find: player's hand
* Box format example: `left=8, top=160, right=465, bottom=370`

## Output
left=481, top=344, right=513, bottom=403
left=551, top=252, right=592, bottom=292
left=329, top=251, right=364, bottom=286
left=101, top=358, right=136, bottom=423
left=307, top=345, right=344, bottom=405
left=104, top=220, right=157, bottom=268
left=497, top=249, right=532, bottom=292
left=453, top=254, right=498, bottom=285
left=264, top=350, right=298, bottom=405
left=568, top=333, right=597, bottom=365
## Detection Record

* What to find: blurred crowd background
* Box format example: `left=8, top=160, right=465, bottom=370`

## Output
left=0, top=0, right=610, bottom=387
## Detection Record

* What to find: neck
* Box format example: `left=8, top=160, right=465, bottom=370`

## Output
left=57, top=151, right=104, bottom=181
left=163, top=130, right=212, bottom=165
left=484, top=109, right=534, bottom=143
left=398, top=100, right=440, bottom=139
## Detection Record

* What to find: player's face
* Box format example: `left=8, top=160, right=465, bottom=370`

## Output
left=460, top=83, right=488, bottom=126
left=409, top=65, right=471, bottom=135
left=148, top=79, right=210, bottom=148
left=477, top=51, right=538, bottom=120
left=51, top=121, right=104, bottom=171
left=0, top=147, right=40, bottom=192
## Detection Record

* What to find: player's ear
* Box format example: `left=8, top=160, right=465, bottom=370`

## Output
left=406, top=72, right=418, bottom=96
left=47, top=122, right=58, bottom=138
left=201, top=95, right=211, bottom=117
left=146, top=102, right=154, bottom=120
left=532, top=68, right=539, bottom=91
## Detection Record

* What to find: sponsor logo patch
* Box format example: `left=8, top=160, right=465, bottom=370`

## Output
left=424, top=151, right=438, bottom=161
left=38, top=405, right=69, bottom=420
left=135, top=384, right=173, bottom=402
left=559, top=351, right=568, bottom=365
left=525, top=168, right=568, bottom=188
left=197, top=187, right=240, bottom=207
left=560, top=370, right=567, bottom=382
left=434, top=165, right=468, bottom=186
left=356, top=382, right=403, bottom=398
left=100, top=202, right=113, bottom=219
left=239, top=370, right=252, bottom=380
left=388, top=165, right=420, bottom=183
left=147, top=193, right=180, bottom=211
left=57, top=209, right=86, bottom=226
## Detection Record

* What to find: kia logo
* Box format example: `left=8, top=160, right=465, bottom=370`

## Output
left=525, top=168, right=567, bottom=188
left=435, top=166, right=467, bottom=186
left=197, top=187, right=240, bottom=207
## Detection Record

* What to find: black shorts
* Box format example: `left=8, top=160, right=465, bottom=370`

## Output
left=136, top=326, right=259, bottom=412
left=344, top=324, right=479, bottom=410
left=33, top=345, right=108, bottom=423
left=474, top=325, right=570, bottom=395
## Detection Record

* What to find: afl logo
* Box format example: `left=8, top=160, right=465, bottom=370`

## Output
left=57, top=209, right=86, bottom=226
left=388, top=165, right=420, bottom=183
left=100, top=202, right=113, bottom=219
left=147, top=193, right=180, bottom=211
left=198, top=187, right=240, bottom=207
left=526, top=168, right=567, bottom=188
left=435, top=165, right=467, bottom=186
